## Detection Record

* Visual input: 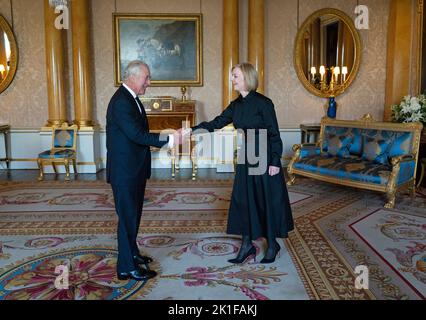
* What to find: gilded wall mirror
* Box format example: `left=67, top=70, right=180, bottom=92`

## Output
left=294, top=8, right=361, bottom=98
left=0, top=14, right=18, bottom=94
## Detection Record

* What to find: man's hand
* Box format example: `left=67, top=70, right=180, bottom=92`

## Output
left=268, top=166, right=280, bottom=176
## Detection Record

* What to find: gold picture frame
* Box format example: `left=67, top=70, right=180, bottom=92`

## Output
left=293, top=8, right=361, bottom=98
left=113, top=13, right=203, bottom=87
left=0, top=15, right=18, bottom=94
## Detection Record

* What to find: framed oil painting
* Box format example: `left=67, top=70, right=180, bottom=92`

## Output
left=113, top=13, right=203, bottom=87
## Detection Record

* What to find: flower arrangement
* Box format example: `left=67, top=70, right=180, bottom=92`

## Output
left=391, top=94, right=426, bottom=123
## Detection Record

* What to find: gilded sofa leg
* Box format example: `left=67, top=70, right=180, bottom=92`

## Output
left=385, top=157, right=401, bottom=208
left=287, top=168, right=296, bottom=186
left=287, top=144, right=301, bottom=186
left=37, top=158, right=44, bottom=181
left=385, top=191, right=396, bottom=209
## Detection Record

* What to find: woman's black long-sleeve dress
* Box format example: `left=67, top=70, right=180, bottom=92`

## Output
left=192, top=91, right=294, bottom=240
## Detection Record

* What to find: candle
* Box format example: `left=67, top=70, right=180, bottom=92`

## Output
left=310, top=67, right=316, bottom=82
left=333, top=66, right=340, bottom=83
left=342, top=66, right=348, bottom=83
left=319, top=65, right=325, bottom=80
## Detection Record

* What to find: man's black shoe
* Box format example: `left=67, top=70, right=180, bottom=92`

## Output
left=117, top=268, right=157, bottom=281
left=133, top=254, right=153, bottom=265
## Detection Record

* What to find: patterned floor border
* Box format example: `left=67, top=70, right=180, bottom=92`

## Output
left=0, top=179, right=234, bottom=191
left=285, top=191, right=376, bottom=300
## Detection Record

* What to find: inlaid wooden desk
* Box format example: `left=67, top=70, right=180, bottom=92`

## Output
left=140, top=97, right=197, bottom=179
left=0, top=124, right=10, bottom=169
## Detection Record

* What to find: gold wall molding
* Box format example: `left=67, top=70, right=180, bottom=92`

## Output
left=71, top=0, right=95, bottom=128
left=248, top=0, right=265, bottom=94
left=384, top=0, right=422, bottom=121
left=43, top=0, right=68, bottom=127
left=222, top=0, right=239, bottom=108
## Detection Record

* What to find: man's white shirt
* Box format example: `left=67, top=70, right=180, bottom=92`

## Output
left=122, top=83, right=174, bottom=148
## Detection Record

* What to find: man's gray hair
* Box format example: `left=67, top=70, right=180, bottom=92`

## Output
left=122, top=60, right=149, bottom=81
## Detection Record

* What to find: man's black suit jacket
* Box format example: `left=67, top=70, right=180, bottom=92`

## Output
left=106, top=85, right=168, bottom=186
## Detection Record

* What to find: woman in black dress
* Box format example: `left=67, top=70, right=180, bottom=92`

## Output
left=189, top=63, right=293, bottom=264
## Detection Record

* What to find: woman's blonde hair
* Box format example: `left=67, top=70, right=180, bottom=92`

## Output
left=232, top=62, right=258, bottom=91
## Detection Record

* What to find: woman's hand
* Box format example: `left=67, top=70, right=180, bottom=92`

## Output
left=268, top=165, right=280, bottom=176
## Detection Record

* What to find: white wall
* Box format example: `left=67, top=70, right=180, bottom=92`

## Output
left=0, top=127, right=302, bottom=173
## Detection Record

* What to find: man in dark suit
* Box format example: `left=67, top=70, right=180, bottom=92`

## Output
left=106, top=60, right=182, bottom=281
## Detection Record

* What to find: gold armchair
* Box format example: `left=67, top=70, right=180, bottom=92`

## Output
left=37, top=123, right=78, bottom=181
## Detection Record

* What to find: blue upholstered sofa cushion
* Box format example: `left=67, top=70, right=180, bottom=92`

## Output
left=322, top=127, right=355, bottom=158
left=38, top=149, right=76, bottom=159
left=362, top=136, right=392, bottom=165
left=327, top=134, right=353, bottom=158
left=388, top=132, right=413, bottom=158
left=294, top=155, right=391, bottom=185
left=359, top=130, right=413, bottom=165
left=348, top=128, right=363, bottom=155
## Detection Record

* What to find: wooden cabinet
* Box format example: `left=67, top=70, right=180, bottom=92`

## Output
left=140, top=97, right=197, bottom=179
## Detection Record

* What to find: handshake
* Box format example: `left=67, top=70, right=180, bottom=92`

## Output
left=170, top=127, right=192, bottom=147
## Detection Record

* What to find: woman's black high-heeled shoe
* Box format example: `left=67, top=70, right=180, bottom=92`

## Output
left=260, top=242, right=281, bottom=264
left=228, top=246, right=256, bottom=264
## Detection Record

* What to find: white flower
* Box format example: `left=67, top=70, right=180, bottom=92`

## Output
left=406, top=112, right=423, bottom=122
left=401, top=103, right=414, bottom=114
left=403, top=95, right=412, bottom=104
left=410, top=97, right=421, bottom=111
left=392, top=94, right=426, bottom=123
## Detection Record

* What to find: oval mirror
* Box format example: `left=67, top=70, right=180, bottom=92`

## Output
left=0, top=15, right=18, bottom=94
left=294, top=8, right=361, bottom=98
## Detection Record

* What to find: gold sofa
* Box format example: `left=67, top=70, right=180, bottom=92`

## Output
left=287, top=114, right=423, bottom=208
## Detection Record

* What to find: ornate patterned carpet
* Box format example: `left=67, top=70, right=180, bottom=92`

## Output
left=0, top=179, right=424, bottom=300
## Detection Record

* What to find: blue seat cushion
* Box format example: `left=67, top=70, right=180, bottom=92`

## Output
left=294, top=155, right=391, bottom=185
left=388, top=132, right=413, bottom=158
left=300, top=145, right=321, bottom=158
left=38, top=149, right=75, bottom=159
left=362, top=136, right=392, bottom=165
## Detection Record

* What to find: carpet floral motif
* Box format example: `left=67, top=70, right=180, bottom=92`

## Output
left=375, top=213, right=426, bottom=242
left=163, top=265, right=287, bottom=300
left=387, top=242, right=426, bottom=288
left=0, top=248, right=156, bottom=300
left=0, top=192, right=115, bottom=208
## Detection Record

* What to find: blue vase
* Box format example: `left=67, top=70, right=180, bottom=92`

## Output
left=327, top=97, right=337, bottom=118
